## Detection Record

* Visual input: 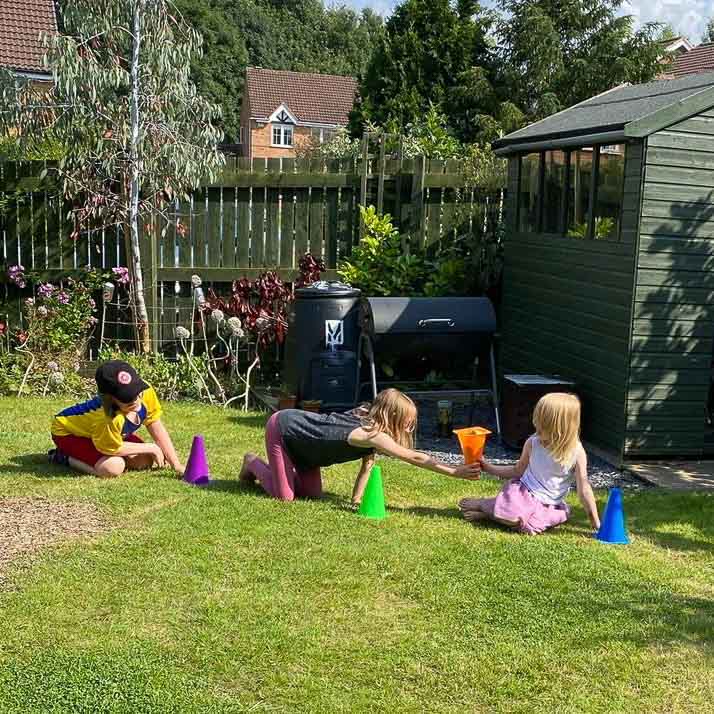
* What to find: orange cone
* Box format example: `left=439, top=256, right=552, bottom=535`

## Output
left=453, top=427, right=491, bottom=466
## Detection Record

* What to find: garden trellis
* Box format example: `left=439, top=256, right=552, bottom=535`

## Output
left=1, top=152, right=505, bottom=351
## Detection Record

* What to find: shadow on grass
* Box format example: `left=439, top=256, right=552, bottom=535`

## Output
left=624, top=490, right=714, bottom=554
left=0, top=453, right=78, bottom=479
left=227, top=413, right=270, bottom=429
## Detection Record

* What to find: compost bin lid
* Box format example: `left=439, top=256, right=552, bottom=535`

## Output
left=295, top=281, right=361, bottom=299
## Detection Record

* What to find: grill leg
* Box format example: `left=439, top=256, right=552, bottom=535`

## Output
left=489, top=345, right=501, bottom=435
left=355, top=333, right=366, bottom=406
left=367, top=338, right=378, bottom=400
left=354, top=334, right=378, bottom=404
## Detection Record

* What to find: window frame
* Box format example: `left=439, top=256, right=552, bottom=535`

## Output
left=516, top=144, right=626, bottom=242
left=271, top=123, right=294, bottom=148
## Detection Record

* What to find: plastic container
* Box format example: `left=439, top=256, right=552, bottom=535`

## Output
left=282, top=282, right=361, bottom=410
left=453, top=426, right=491, bottom=465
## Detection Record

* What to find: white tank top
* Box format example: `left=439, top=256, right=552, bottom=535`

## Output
left=520, top=436, right=577, bottom=505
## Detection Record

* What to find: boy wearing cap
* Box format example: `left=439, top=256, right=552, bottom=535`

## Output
left=49, top=360, right=184, bottom=478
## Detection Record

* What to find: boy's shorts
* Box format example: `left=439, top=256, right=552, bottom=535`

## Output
left=52, top=433, right=144, bottom=467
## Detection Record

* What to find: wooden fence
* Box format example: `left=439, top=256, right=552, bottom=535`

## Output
left=0, top=154, right=504, bottom=349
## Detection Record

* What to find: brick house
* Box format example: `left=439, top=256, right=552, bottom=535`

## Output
left=663, top=41, right=714, bottom=78
left=240, top=67, right=358, bottom=160
left=0, top=0, right=57, bottom=83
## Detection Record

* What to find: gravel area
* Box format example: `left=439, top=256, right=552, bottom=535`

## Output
left=414, top=398, right=650, bottom=491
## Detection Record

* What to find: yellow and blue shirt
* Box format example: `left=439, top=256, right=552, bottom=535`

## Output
left=51, top=386, right=162, bottom=455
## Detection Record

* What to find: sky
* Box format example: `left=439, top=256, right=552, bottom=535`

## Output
left=340, top=0, right=714, bottom=43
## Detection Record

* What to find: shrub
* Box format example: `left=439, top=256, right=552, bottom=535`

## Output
left=338, top=206, right=503, bottom=298
left=338, top=206, right=427, bottom=296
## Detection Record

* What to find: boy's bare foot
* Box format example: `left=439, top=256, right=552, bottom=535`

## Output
left=458, top=497, right=481, bottom=511
left=239, top=453, right=257, bottom=483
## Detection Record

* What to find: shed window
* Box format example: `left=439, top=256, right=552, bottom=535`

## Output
left=518, top=153, right=541, bottom=232
left=567, top=149, right=594, bottom=238
left=542, top=150, right=567, bottom=233
left=594, top=144, right=625, bottom=240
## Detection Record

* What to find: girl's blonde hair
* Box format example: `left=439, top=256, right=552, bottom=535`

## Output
left=532, top=392, right=581, bottom=467
left=361, top=388, right=417, bottom=449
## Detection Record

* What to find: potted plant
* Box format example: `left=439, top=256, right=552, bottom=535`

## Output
left=278, top=385, right=297, bottom=411
left=300, top=399, right=322, bottom=413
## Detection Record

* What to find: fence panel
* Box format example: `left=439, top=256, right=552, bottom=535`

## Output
left=1, top=153, right=505, bottom=350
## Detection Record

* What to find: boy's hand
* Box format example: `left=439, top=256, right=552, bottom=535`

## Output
left=149, top=444, right=165, bottom=468
left=453, top=463, right=481, bottom=480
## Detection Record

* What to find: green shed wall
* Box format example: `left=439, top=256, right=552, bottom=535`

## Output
left=624, top=112, right=714, bottom=457
left=500, top=144, right=643, bottom=456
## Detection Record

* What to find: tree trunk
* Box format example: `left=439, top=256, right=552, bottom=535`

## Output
left=127, top=0, right=152, bottom=353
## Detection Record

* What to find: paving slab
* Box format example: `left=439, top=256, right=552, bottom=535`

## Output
left=626, top=461, right=714, bottom=491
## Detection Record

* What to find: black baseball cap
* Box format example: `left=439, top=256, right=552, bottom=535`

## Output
left=95, top=360, right=148, bottom=403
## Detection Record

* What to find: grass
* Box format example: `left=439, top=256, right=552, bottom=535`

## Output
left=0, top=396, right=713, bottom=713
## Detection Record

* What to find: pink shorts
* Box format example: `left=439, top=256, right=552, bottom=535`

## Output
left=484, top=478, right=570, bottom=535
left=52, top=433, right=144, bottom=467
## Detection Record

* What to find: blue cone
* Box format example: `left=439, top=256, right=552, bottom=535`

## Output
left=596, top=487, right=630, bottom=545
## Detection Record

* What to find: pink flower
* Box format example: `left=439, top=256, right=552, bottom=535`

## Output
left=112, top=267, right=130, bottom=285
left=38, top=283, right=55, bottom=299
left=57, top=291, right=70, bottom=305
left=7, top=265, right=26, bottom=288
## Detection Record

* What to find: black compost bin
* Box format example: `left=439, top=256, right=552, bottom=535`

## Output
left=282, top=282, right=361, bottom=410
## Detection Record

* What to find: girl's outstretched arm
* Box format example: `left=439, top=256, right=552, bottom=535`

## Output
left=574, top=448, right=600, bottom=530
left=351, top=453, right=376, bottom=505
left=146, top=420, right=184, bottom=474
left=480, top=439, right=532, bottom=480
left=361, top=432, right=480, bottom=479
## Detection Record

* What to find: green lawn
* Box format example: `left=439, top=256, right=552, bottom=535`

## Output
left=0, top=397, right=713, bottom=713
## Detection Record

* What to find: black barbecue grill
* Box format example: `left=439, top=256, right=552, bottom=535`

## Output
left=357, top=297, right=501, bottom=433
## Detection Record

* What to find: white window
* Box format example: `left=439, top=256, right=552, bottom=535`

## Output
left=272, top=124, right=293, bottom=147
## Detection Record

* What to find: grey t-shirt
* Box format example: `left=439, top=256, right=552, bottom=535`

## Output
left=277, top=409, right=374, bottom=470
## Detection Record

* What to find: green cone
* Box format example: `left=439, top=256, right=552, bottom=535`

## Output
left=358, top=465, right=387, bottom=520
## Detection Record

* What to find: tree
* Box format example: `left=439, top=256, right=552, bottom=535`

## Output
left=1, top=0, right=223, bottom=352
left=168, top=0, right=382, bottom=139
left=498, top=0, right=664, bottom=122
left=172, top=0, right=249, bottom=142
left=656, top=24, right=678, bottom=42
left=352, top=0, right=497, bottom=141
left=704, top=17, right=714, bottom=44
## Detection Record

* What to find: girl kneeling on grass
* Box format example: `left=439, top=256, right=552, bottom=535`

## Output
left=459, top=393, right=601, bottom=535
left=239, top=388, right=481, bottom=503
left=49, top=360, right=184, bottom=478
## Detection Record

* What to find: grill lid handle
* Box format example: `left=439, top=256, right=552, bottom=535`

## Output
left=417, top=318, right=455, bottom=328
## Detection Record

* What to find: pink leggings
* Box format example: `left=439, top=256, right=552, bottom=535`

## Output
left=248, top=413, right=323, bottom=501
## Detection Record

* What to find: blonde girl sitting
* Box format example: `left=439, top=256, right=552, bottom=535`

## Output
left=239, top=388, right=481, bottom=503
left=459, top=393, right=600, bottom=535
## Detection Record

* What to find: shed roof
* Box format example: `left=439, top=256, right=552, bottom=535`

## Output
left=245, top=67, right=358, bottom=126
left=493, top=72, right=714, bottom=155
left=0, top=0, right=57, bottom=76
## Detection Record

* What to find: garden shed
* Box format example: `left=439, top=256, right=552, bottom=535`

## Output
left=493, top=72, right=714, bottom=462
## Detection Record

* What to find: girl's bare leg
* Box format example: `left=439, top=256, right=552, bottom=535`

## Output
left=239, top=452, right=258, bottom=483
left=458, top=497, right=490, bottom=512
left=462, top=510, right=490, bottom=522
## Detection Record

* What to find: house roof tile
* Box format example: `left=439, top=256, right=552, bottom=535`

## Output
left=668, top=43, right=714, bottom=78
left=0, top=0, right=57, bottom=75
left=245, top=67, right=357, bottom=126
